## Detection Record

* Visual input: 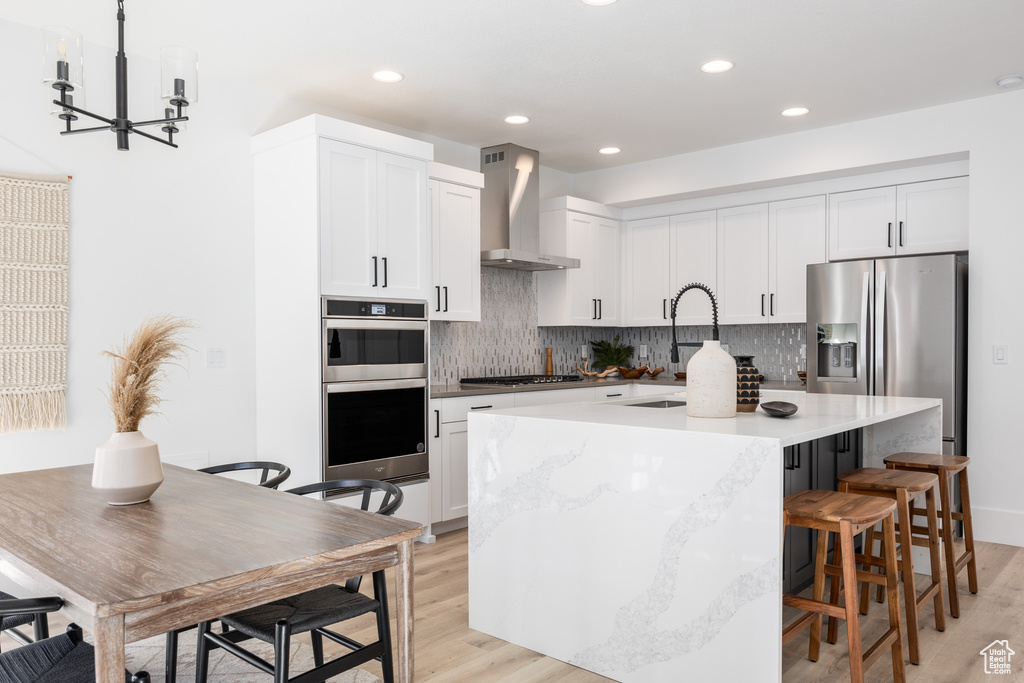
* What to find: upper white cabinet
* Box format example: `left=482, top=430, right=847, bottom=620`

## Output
left=429, top=163, right=483, bottom=321
left=716, top=204, right=770, bottom=324
left=537, top=201, right=621, bottom=326
left=828, top=177, right=967, bottom=261
left=769, top=196, right=828, bottom=323
left=320, top=138, right=429, bottom=299
left=624, top=216, right=672, bottom=326
left=669, top=211, right=718, bottom=325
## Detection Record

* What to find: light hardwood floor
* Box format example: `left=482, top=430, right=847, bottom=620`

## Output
left=27, top=528, right=1024, bottom=681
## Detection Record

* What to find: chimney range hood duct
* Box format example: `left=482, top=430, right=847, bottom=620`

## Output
left=479, top=143, right=580, bottom=271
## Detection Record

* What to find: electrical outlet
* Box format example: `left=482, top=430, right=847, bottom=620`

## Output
left=639, top=344, right=649, bottom=358
left=994, top=344, right=1009, bottom=364
left=581, top=344, right=589, bottom=359
left=206, top=347, right=226, bottom=368
left=800, top=344, right=807, bottom=360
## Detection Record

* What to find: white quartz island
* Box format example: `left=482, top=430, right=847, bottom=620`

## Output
left=467, top=390, right=941, bottom=683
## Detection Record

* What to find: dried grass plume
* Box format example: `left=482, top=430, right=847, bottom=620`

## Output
left=104, top=315, right=195, bottom=433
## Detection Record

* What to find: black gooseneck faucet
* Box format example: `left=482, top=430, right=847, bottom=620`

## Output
left=669, top=283, right=720, bottom=363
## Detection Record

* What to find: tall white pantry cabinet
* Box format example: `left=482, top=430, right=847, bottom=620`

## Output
left=251, top=115, right=433, bottom=512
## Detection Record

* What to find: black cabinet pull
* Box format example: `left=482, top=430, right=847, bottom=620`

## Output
left=434, top=409, right=440, bottom=438
left=887, top=222, right=893, bottom=248
left=899, top=220, right=904, bottom=247
left=784, top=448, right=794, bottom=470
left=593, top=299, right=597, bottom=320
left=770, top=293, right=775, bottom=316
left=443, top=286, right=449, bottom=312
left=761, top=293, right=766, bottom=316
left=663, top=298, right=667, bottom=320
left=470, top=405, right=493, bottom=410
left=372, top=256, right=378, bottom=287
left=795, top=449, right=802, bottom=469
left=435, top=285, right=441, bottom=312
left=382, top=257, right=388, bottom=287
left=606, top=392, right=622, bottom=397
left=598, top=298, right=602, bottom=320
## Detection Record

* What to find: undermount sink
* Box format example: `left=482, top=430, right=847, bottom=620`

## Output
left=628, top=399, right=687, bottom=409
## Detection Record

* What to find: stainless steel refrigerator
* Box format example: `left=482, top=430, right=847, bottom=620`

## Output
left=806, top=254, right=967, bottom=456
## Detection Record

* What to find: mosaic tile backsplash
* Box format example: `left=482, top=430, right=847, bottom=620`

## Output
left=430, top=269, right=808, bottom=384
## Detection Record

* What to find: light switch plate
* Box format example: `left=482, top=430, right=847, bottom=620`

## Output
left=206, top=347, right=226, bottom=368
left=639, top=344, right=649, bottom=358
left=581, top=344, right=589, bottom=359
left=994, top=344, right=1009, bottom=364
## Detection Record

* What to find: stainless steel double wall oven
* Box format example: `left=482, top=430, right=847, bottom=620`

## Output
left=322, top=297, right=428, bottom=484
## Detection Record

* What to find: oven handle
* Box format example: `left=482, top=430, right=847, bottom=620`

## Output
left=325, top=378, right=427, bottom=393
left=324, top=318, right=428, bottom=332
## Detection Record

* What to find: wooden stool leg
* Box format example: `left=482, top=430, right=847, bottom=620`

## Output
left=809, top=529, right=829, bottom=662
left=924, top=486, right=946, bottom=632
left=840, top=520, right=866, bottom=683
left=827, top=532, right=843, bottom=645
left=881, top=514, right=908, bottom=683
left=895, top=488, right=921, bottom=665
left=860, top=523, right=878, bottom=614
left=938, top=472, right=960, bottom=617
left=959, top=468, right=979, bottom=594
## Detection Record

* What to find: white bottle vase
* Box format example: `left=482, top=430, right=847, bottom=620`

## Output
left=685, top=340, right=737, bottom=418
left=92, top=431, right=164, bottom=505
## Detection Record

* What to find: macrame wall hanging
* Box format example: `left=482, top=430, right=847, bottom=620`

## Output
left=0, top=173, right=69, bottom=433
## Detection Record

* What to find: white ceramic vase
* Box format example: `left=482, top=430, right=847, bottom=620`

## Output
left=92, top=431, right=164, bottom=505
left=685, top=340, right=737, bottom=418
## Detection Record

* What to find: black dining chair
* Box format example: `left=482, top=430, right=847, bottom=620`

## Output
left=164, top=460, right=293, bottom=682
left=194, top=479, right=403, bottom=683
left=0, top=597, right=149, bottom=683
left=0, top=590, right=50, bottom=652
left=198, top=461, right=292, bottom=489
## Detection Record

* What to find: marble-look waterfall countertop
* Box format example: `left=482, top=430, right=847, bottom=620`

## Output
left=467, top=391, right=941, bottom=683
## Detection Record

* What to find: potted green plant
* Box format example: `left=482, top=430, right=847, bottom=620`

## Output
left=590, top=335, right=635, bottom=372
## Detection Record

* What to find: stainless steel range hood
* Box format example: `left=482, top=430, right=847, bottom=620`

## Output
left=480, top=143, right=580, bottom=271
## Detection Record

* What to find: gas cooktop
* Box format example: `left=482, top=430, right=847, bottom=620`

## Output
left=460, top=374, right=583, bottom=387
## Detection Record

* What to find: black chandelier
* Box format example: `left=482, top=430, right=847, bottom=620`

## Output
left=43, top=0, right=197, bottom=150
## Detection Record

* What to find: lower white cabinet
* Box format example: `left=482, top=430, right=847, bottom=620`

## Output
left=632, top=383, right=684, bottom=398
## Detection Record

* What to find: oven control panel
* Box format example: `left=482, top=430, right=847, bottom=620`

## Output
left=323, top=297, right=427, bottom=320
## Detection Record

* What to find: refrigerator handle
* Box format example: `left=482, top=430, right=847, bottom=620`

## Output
left=861, top=270, right=872, bottom=396
left=875, top=270, right=886, bottom=396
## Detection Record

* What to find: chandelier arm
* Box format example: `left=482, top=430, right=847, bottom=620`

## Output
left=60, top=125, right=116, bottom=136
left=130, top=126, right=178, bottom=148
left=132, top=116, right=189, bottom=128
left=51, top=100, right=114, bottom=125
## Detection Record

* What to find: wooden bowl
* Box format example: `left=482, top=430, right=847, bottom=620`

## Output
left=674, top=372, right=686, bottom=381
left=797, top=371, right=807, bottom=385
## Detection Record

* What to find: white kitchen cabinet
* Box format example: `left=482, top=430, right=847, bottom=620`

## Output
left=632, top=383, right=684, bottom=397
left=828, top=177, right=967, bottom=261
left=769, top=196, right=827, bottom=323
left=594, top=385, right=630, bottom=401
left=670, top=211, right=718, bottom=325
left=513, top=386, right=596, bottom=407
left=624, top=216, right=672, bottom=326
left=320, top=138, right=429, bottom=300
left=537, top=208, right=621, bottom=326
left=717, top=204, right=770, bottom=324
left=429, top=173, right=481, bottom=321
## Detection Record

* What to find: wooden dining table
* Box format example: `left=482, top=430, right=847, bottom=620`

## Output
left=0, top=463, right=422, bottom=682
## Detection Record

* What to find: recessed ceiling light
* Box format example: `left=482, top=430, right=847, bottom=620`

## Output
left=581, top=0, right=618, bottom=5
left=781, top=107, right=809, bottom=117
left=996, top=74, right=1024, bottom=89
left=504, top=115, right=530, bottom=124
left=372, top=71, right=403, bottom=83
left=701, top=60, right=734, bottom=74
left=599, top=147, right=621, bottom=155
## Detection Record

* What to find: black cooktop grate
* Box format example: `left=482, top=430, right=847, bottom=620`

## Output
left=460, top=374, right=583, bottom=387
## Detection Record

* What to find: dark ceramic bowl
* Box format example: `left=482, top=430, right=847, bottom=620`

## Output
left=761, top=401, right=798, bottom=418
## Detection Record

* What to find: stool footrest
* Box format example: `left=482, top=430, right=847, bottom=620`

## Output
left=783, top=594, right=847, bottom=620
left=781, top=610, right=821, bottom=645
left=862, top=626, right=902, bottom=672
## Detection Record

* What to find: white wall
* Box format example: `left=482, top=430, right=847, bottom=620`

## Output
left=571, top=90, right=1024, bottom=547
left=0, top=19, right=478, bottom=475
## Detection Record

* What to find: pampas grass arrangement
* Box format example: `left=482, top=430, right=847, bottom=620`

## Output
left=103, top=315, right=194, bottom=433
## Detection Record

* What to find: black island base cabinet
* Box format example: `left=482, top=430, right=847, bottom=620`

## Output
left=783, top=429, right=863, bottom=594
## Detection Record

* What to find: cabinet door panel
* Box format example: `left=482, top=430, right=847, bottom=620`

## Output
left=441, top=421, right=469, bottom=521
left=320, top=140, right=377, bottom=296
left=434, top=182, right=481, bottom=321
left=828, top=186, right=897, bottom=260
left=670, top=211, right=717, bottom=325
left=377, top=152, right=429, bottom=300
left=625, top=217, right=672, bottom=326
left=897, top=177, right=968, bottom=255
left=717, top=204, right=770, bottom=324
left=769, top=196, right=826, bottom=323
left=595, top=218, right=621, bottom=324
left=567, top=214, right=599, bottom=325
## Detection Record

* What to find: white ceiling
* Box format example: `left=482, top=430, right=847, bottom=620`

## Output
left=8, top=0, right=1024, bottom=173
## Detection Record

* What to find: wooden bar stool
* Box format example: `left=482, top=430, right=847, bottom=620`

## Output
left=883, top=452, right=978, bottom=618
left=783, top=489, right=906, bottom=683
left=836, top=468, right=945, bottom=665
